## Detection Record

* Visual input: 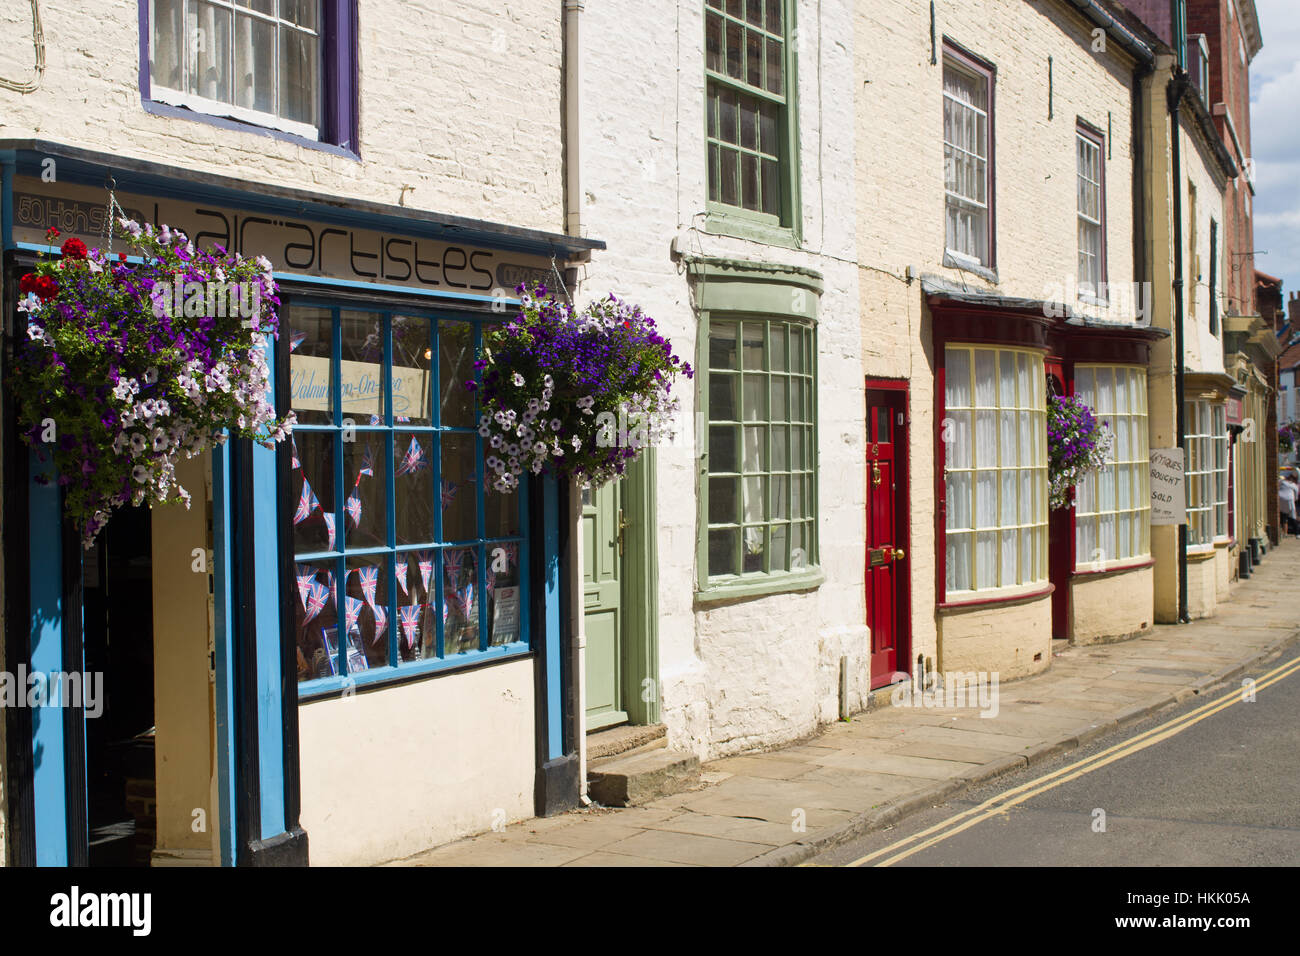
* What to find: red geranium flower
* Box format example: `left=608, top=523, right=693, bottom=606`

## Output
left=118, top=252, right=127, bottom=262
left=31, top=276, right=58, bottom=300
left=60, top=237, right=88, bottom=260
left=19, top=273, right=37, bottom=294
left=45, top=227, right=60, bottom=240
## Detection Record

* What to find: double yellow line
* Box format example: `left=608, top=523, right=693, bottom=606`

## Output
left=839, top=652, right=1300, bottom=867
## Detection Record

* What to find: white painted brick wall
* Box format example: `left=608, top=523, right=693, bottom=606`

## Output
left=577, top=0, right=866, bottom=760
left=0, top=1, right=564, bottom=232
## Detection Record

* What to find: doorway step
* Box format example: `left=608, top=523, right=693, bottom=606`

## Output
left=586, top=724, right=700, bottom=807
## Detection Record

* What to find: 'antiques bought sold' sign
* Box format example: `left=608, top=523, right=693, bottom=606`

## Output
left=1149, top=448, right=1186, bottom=526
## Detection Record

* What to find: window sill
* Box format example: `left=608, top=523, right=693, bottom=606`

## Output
left=297, top=643, right=532, bottom=702
left=938, top=581, right=1054, bottom=612
left=695, top=566, right=825, bottom=605
left=1071, top=556, right=1154, bottom=578
left=1186, top=545, right=1217, bottom=561
left=704, top=208, right=801, bottom=250
left=943, top=252, right=998, bottom=284
left=141, top=98, right=360, bottom=161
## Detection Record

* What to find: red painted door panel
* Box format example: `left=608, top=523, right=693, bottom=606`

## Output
left=865, top=389, right=908, bottom=688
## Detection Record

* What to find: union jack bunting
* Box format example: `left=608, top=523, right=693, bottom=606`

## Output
left=344, top=596, right=363, bottom=635
left=323, top=512, right=336, bottom=550
left=358, top=446, right=375, bottom=478
left=289, top=330, right=307, bottom=352
left=395, top=560, right=409, bottom=597
left=346, top=489, right=362, bottom=529
left=357, top=566, right=379, bottom=612
left=371, top=605, right=388, bottom=645
left=327, top=569, right=337, bottom=612
left=418, top=550, right=435, bottom=593
left=446, top=581, right=475, bottom=620
left=294, top=477, right=319, bottom=525
left=441, top=479, right=458, bottom=509
left=291, top=436, right=301, bottom=470
left=304, top=580, right=329, bottom=625
left=369, top=415, right=382, bottom=426
left=398, top=604, right=422, bottom=650
left=395, top=435, right=428, bottom=476
left=295, top=564, right=317, bottom=610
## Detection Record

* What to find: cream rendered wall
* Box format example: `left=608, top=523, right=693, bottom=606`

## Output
left=856, top=0, right=1140, bottom=675
left=298, top=659, right=535, bottom=866
left=1070, top=566, right=1155, bottom=644
left=1180, top=123, right=1229, bottom=377
left=578, top=0, right=864, bottom=760
left=0, top=0, right=564, bottom=233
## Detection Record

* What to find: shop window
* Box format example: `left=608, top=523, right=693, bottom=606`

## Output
left=1074, top=366, right=1149, bottom=567
left=1076, top=124, right=1106, bottom=299
left=943, top=46, right=994, bottom=270
left=287, top=303, right=528, bottom=690
left=147, top=0, right=356, bottom=146
left=943, top=345, right=1047, bottom=595
left=702, top=315, right=817, bottom=584
left=1185, top=400, right=1228, bottom=546
left=705, top=0, right=795, bottom=233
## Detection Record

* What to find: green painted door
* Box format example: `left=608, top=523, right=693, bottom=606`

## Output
left=583, top=479, right=627, bottom=730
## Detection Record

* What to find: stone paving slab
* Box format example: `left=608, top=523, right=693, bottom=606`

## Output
left=388, top=542, right=1300, bottom=868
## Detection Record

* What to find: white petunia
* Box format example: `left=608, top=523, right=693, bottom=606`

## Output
left=511, top=372, right=525, bottom=387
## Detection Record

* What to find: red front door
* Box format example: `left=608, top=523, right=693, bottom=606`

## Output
left=866, top=385, right=910, bottom=689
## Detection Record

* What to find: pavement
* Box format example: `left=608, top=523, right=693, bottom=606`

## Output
left=386, top=539, right=1300, bottom=867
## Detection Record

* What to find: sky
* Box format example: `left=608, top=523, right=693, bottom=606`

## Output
left=1249, top=0, right=1300, bottom=308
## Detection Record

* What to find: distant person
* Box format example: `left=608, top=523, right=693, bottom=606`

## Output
left=1280, top=475, right=1298, bottom=538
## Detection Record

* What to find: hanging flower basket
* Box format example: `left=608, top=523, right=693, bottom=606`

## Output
left=1047, top=392, right=1113, bottom=510
left=469, top=284, right=692, bottom=491
left=1279, top=424, right=1294, bottom=454
left=11, top=221, right=295, bottom=547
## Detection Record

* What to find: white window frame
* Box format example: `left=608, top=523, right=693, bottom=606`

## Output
left=1185, top=400, right=1229, bottom=548
left=943, top=54, right=992, bottom=269
left=1074, top=366, right=1150, bottom=569
left=1076, top=128, right=1105, bottom=299
left=149, top=0, right=322, bottom=141
left=943, top=345, right=1048, bottom=596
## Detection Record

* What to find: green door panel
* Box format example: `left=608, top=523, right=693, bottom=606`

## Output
left=583, top=479, right=626, bottom=730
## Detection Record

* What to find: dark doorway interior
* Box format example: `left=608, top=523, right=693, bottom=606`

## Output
left=82, top=504, right=155, bottom=866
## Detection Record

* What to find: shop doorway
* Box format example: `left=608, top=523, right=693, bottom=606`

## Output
left=1045, top=359, right=1071, bottom=640
left=82, top=505, right=155, bottom=867
left=865, top=382, right=911, bottom=689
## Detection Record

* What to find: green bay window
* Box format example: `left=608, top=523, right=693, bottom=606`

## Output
left=287, top=301, right=528, bottom=692
left=693, top=261, right=821, bottom=598
left=705, top=0, right=797, bottom=241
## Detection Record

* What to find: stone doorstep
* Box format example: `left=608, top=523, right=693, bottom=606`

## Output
left=587, top=742, right=702, bottom=808
left=586, top=722, right=667, bottom=761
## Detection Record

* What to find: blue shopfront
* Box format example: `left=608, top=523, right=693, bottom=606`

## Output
left=1, top=143, right=599, bottom=866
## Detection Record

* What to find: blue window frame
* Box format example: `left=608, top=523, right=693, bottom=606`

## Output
left=287, top=300, right=530, bottom=696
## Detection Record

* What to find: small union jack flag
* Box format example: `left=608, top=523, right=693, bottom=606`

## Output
left=289, top=330, right=307, bottom=352
left=441, top=479, right=458, bottom=509
left=358, top=446, right=375, bottom=478
left=445, top=581, right=475, bottom=619
left=294, top=477, right=319, bottom=525
left=395, top=435, right=428, bottom=476
left=399, top=604, right=422, bottom=650
left=304, top=580, right=329, bottom=624
left=346, top=489, right=362, bottom=529
left=371, top=605, right=388, bottom=645
left=358, top=566, right=379, bottom=612
left=395, top=560, right=409, bottom=597
left=291, top=437, right=301, bottom=470
left=344, top=596, right=363, bottom=635
left=295, top=564, right=317, bottom=610
left=323, top=512, right=336, bottom=550
left=418, top=550, right=435, bottom=593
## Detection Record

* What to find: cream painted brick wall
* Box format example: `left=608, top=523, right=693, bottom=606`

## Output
left=856, top=1, right=1142, bottom=672
left=577, top=0, right=865, bottom=760
left=937, top=594, right=1052, bottom=681
left=1070, top=564, right=1154, bottom=644
left=0, top=1, right=564, bottom=232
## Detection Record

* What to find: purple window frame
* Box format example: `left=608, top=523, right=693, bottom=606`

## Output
left=136, top=0, right=359, bottom=158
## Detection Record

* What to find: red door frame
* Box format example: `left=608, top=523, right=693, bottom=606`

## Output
left=1045, top=357, right=1073, bottom=640
left=865, top=379, right=911, bottom=688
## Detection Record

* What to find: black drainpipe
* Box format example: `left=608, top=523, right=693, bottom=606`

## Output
left=1169, top=73, right=1190, bottom=624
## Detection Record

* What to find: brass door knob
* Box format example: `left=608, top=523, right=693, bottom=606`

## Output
left=893, top=548, right=906, bottom=561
